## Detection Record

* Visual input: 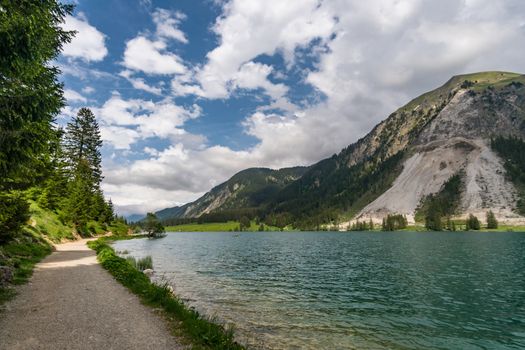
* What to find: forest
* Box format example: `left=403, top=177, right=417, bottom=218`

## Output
left=0, top=1, right=122, bottom=246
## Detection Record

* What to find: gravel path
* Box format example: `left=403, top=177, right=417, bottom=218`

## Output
left=0, top=239, right=184, bottom=350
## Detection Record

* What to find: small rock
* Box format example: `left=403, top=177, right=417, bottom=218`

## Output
left=0, top=266, right=14, bottom=287
left=142, top=269, right=154, bottom=277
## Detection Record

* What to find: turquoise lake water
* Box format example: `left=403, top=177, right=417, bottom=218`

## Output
left=113, top=231, right=525, bottom=349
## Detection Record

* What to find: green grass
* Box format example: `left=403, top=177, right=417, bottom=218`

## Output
left=88, top=238, right=245, bottom=350
left=166, top=221, right=281, bottom=232
left=29, top=201, right=76, bottom=242
left=125, top=256, right=153, bottom=271
left=0, top=228, right=52, bottom=306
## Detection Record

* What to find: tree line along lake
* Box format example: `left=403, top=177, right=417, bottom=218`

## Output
left=113, top=231, right=525, bottom=349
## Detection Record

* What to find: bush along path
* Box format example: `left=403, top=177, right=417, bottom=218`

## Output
left=89, top=238, right=245, bottom=350
left=0, top=239, right=183, bottom=350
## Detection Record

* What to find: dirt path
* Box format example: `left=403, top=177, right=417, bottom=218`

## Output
left=0, top=239, right=184, bottom=350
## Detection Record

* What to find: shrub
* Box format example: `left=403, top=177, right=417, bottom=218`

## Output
left=466, top=214, right=481, bottom=230
left=486, top=210, right=498, bottom=229
left=0, top=193, right=30, bottom=243
left=382, top=214, right=408, bottom=231
left=126, top=256, right=153, bottom=271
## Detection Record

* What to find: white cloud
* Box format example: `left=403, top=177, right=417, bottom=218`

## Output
left=82, top=86, right=95, bottom=94
left=233, top=62, right=288, bottom=99
left=122, top=36, right=187, bottom=75
left=119, top=70, right=162, bottom=95
left=152, top=8, right=188, bottom=43
left=174, top=0, right=336, bottom=99
left=64, top=89, right=87, bottom=103
left=96, top=94, right=201, bottom=149
left=62, top=14, right=108, bottom=62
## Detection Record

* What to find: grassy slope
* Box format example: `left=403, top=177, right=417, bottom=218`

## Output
left=0, top=201, right=70, bottom=305
left=1, top=202, right=128, bottom=306
left=88, top=238, right=245, bottom=350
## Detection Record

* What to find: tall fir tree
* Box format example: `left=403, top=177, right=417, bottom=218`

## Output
left=63, top=159, right=94, bottom=231
left=63, top=108, right=103, bottom=187
left=0, top=1, right=74, bottom=190
left=62, top=108, right=107, bottom=229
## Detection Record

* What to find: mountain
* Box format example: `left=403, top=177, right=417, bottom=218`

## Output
left=268, top=71, right=525, bottom=227
left=157, top=71, right=525, bottom=228
left=155, top=166, right=308, bottom=221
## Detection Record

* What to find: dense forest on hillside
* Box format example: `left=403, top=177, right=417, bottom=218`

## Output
left=266, top=151, right=406, bottom=229
left=1, top=2, right=124, bottom=260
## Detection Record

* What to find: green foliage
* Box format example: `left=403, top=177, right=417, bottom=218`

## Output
left=166, top=221, right=240, bottom=232
left=466, top=214, right=481, bottom=230
left=0, top=192, right=30, bottom=243
left=381, top=214, right=408, bottom=231
left=28, top=201, right=75, bottom=242
left=125, top=256, right=153, bottom=271
left=0, top=1, right=74, bottom=190
left=348, top=220, right=374, bottom=231
left=88, top=239, right=245, bottom=349
left=143, top=213, right=165, bottom=238
left=416, top=172, right=464, bottom=231
left=239, top=216, right=250, bottom=231
left=491, top=136, right=525, bottom=215
left=486, top=210, right=498, bottom=229
left=0, top=228, right=52, bottom=305
left=63, top=107, right=103, bottom=186
left=270, top=150, right=406, bottom=230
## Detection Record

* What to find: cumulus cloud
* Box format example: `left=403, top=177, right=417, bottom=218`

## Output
left=173, top=0, right=336, bottom=99
left=119, top=70, right=162, bottom=95
left=152, top=8, right=188, bottom=43
left=96, top=94, right=201, bottom=149
left=62, top=14, right=108, bottom=62
left=122, top=36, right=186, bottom=75
left=64, top=89, right=87, bottom=103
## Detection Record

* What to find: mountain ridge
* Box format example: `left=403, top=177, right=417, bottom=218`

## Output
left=152, top=71, right=525, bottom=228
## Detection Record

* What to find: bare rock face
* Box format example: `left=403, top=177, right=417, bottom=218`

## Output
left=356, top=75, right=525, bottom=224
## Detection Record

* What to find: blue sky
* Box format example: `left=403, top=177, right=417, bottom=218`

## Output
left=58, top=0, right=525, bottom=216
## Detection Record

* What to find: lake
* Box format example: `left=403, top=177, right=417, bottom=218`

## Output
left=113, top=231, right=525, bottom=349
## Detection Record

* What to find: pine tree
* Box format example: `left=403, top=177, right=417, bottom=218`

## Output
left=63, top=108, right=103, bottom=187
left=466, top=214, right=481, bottom=230
left=62, top=108, right=104, bottom=226
left=486, top=210, right=498, bottom=229
left=63, top=159, right=94, bottom=233
left=0, top=1, right=74, bottom=190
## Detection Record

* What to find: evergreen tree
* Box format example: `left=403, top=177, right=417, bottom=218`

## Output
left=0, top=1, right=74, bottom=190
left=382, top=214, right=408, bottom=231
left=37, top=129, right=69, bottom=211
left=143, top=213, right=165, bottom=238
left=63, top=108, right=103, bottom=186
left=61, top=108, right=105, bottom=227
left=425, top=210, right=442, bottom=231
left=486, top=210, right=498, bottom=229
left=466, top=214, right=481, bottom=230
left=239, top=216, right=251, bottom=231
left=62, top=159, right=94, bottom=233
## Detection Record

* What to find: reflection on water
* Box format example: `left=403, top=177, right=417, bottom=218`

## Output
left=114, top=231, right=525, bottom=349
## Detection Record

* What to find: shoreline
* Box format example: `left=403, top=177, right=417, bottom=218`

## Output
left=89, top=237, right=246, bottom=350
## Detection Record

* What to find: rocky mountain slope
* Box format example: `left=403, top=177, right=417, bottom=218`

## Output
left=157, top=71, right=525, bottom=228
left=155, top=166, right=308, bottom=220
